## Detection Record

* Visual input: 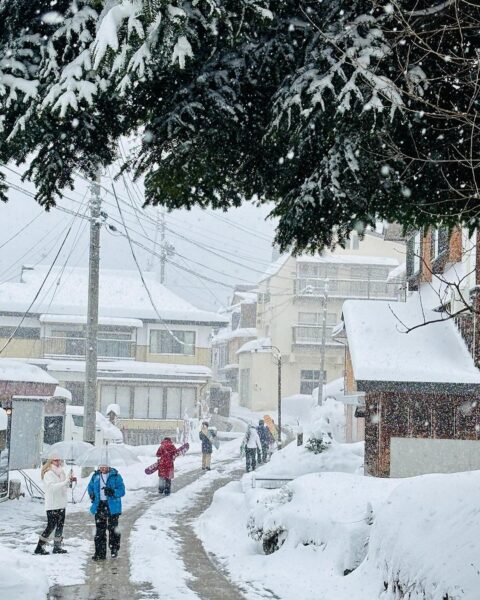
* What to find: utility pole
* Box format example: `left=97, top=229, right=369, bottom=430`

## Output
left=277, top=354, right=282, bottom=448
left=84, top=174, right=101, bottom=446
left=317, top=279, right=329, bottom=406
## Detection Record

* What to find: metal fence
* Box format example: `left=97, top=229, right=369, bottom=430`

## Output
left=294, top=278, right=404, bottom=300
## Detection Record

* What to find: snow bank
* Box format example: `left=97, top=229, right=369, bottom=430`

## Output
left=362, top=470, right=480, bottom=599
left=0, top=543, right=49, bottom=600
left=257, top=438, right=363, bottom=479
left=197, top=451, right=480, bottom=600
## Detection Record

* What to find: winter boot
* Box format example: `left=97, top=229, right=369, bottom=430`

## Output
left=53, top=537, right=67, bottom=554
left=34, top=539, right=50, bottom=555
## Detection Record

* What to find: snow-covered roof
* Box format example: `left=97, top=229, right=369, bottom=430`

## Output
left=297, top=254, right=398, bottom=266
left=212, top=327, right=257, bottom=343
left=39, top=314, right=143, bottom=328
left=43, top=359, right=211, bottom=381
left=234, top=292, right=258, bottom=304
left=0, top=266, right=227, bottom=325
left=0, top=359, right=57, bottom=385
left=343, top=297, right=480, bottom=385
left=258, top=254, right=291, bottom=283
left=237, top=337, right=271, bottom=355
left=387, top=262, right=406, bottom=281
left=53, top=386, right=72, bottom=401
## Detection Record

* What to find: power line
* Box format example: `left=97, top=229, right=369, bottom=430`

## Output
left=0, top=209, right=45, bottom=251
left=0, top=223, right=74, bottom=354
left=112, top=183, right=198, bottom=347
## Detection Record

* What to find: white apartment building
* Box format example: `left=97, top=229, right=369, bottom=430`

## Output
left=237, top=231, right=405, bottom=412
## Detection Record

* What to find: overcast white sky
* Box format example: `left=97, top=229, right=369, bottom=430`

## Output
left=0, top=164, right=277, bottom=312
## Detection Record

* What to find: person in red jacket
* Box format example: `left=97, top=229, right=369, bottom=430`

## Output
left=154, top=437, right=189, bottom=496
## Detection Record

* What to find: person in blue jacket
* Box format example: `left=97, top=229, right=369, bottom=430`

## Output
left=87, top=463, right=125, bottom=561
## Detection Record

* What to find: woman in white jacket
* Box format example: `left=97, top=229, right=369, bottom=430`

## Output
left=243, top=424, right=262, bottom=473
left=34, top=457, right=75, bottom=555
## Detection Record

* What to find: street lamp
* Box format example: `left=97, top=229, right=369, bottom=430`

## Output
left=258, top=345, right=282, bottom=448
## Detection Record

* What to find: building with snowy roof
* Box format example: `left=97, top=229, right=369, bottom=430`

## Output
left=339, top=226, right=480, bottom=477
left=237, top=231, right=405, bottom=412
left=211, top=284, right=258, bottom=395
left=0, top=265, right=227, bottom=444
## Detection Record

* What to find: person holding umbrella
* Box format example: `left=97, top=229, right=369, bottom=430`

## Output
left=87, top=462, right=125, bottom=561
left=34, top=456, right=76, bottom=555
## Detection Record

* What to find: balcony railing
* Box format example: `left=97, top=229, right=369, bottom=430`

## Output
left=292, top=325, right=340, bottom=346
left=42, top=336, right=136, bottom=360
left=294, top=278, right=404, bottom=300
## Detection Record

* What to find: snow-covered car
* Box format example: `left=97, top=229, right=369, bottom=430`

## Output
left=64, top=406, right=123, bottom=445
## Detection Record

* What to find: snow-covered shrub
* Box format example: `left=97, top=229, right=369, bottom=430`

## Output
left=305, top=434, right=331, bottom=455
left=247, top=486, right=292, bottom=554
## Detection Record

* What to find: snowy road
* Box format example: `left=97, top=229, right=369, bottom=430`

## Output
left=47, top=459, right=249, bottom=600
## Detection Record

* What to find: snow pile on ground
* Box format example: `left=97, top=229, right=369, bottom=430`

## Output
left=362, top=470, right=480, bottom=599
left=197, top=456, right=480, bottom=600
left=260, top=438, right=363, bottom=479
left=0, top=542, right=49, bottom=600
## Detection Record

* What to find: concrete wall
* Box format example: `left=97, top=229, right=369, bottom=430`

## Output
left=390, top=437, right=480, bottom=477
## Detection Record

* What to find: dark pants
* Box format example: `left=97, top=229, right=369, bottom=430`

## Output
left=158, top=477, right=171, bottom=496
left=261, top=444, right=269, bottom=463
left=40, top=509, right=65, bottom=543
left=245, top=448, right=257, bottom=472
left=94, top=501, right=120, bottom=558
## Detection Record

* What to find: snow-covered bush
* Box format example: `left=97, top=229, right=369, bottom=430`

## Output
left=305, top=434, right=331, bottom=455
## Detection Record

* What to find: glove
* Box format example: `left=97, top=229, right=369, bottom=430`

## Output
left=89, top=494, right=95, bottom=502
left=104, top=486, right=115, bottom=497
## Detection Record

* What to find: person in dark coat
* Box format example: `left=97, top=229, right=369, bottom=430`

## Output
left=155, top=438, right=189, bottom=495
left=88, top=464, right=125, bottom=561
left=257, top=420, right=274, bottom=464
left=199, top=422, right=213, bottom=470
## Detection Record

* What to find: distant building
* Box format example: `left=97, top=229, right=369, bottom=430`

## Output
left=0, top=266, right=227, bottom=443
left=238, top=231, right=405, bottom=412
left=211, top=285, right=257, bottom=393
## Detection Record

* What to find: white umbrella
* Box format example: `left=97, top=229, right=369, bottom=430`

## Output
left=43, top=441, right=93, bottom=463
left=78, top=444, right=140, bottom=468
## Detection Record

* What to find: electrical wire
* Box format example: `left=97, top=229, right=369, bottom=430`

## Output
left=0, top=224, right=74, bottom=354
left=112, top=182, right=201, bottom=347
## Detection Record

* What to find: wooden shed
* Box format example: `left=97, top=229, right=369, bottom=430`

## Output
left=342, top=298, right=480, bottom=478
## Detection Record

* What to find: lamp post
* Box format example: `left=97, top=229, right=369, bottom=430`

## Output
left=259, top=345, right=282, bottom=448
left=317, top=280, right=329, bottom=406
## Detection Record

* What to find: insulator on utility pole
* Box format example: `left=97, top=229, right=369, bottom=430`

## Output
left=84, top=173, right=101, bottom=446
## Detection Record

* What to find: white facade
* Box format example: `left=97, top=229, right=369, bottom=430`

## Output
left=238, top=233, right=405, bottom=412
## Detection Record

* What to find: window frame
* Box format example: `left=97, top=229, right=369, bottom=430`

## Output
left=149, top=329, right=196, bottom=356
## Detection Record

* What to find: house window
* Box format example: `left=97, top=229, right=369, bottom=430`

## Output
left=350, top=234, right=359, bottom=250
left=131, top=386, right=197, bottom=420
left=298, top=312, right=337, bottom=326
left=413, top=232, right=421, bottom=274
left=300, top=370, right=323, bottom=395
left=150, top=330, right=196, bottom=355
left=100, top=385, right=131, bottom=418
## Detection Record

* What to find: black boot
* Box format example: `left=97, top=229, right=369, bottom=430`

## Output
left=52, top=537, right=67, bottom=554
left=34, top=540, right=49, bottom=555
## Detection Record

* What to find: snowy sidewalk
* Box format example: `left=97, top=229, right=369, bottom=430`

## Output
left=47, top=460, right=248, bottom=600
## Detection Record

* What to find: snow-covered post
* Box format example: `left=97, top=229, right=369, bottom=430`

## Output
left=317, top=280, right=329, bottom=406
left=84, top=172, right=101, bottom=450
